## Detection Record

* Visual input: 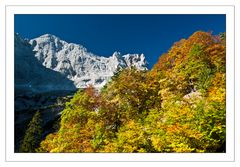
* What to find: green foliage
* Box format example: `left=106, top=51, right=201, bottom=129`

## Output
left=20, top=111, right=42, bottom=152
left=38, top=31, right=226, bottom=153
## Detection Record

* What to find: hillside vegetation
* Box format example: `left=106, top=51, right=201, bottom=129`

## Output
left=37, top=31, right=226, bottom=153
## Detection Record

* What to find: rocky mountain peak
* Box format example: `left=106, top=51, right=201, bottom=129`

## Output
left=14, top=33, right=76, bottom=93
left=17, top=33, right=148, bottom=89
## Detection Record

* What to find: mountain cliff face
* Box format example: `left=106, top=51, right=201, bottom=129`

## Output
left=15, top=34, right=76, bottom=151
left=29, top=34, right=148, bottom=88
left=14, top=33, right=76, bottom=94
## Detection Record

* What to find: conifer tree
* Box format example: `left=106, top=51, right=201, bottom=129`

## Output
left=20, top=111, right=43, bottom=152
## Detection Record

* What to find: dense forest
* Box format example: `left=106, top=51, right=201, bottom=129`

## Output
left=22, top=31, right=226, bottom=153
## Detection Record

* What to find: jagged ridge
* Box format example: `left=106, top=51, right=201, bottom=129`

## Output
left=29, top=34, right=148, bottom=88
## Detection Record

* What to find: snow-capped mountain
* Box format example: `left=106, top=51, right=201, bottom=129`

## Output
left=29, top=34, right=148, bottom=88
left=14, top=33, right=76, bottom=93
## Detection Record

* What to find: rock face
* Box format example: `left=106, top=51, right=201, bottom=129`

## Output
left=15, top=33, right=76, bottom=93
left=15, top=33, right=77, bottom=152
left=29, top=34, right=148, bottom=88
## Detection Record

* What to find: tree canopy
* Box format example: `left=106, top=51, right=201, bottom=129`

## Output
left=38, top=31, right=226, bottom=153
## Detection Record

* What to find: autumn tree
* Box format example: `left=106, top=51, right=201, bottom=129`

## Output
left=38, top=31, right=226, bottom=153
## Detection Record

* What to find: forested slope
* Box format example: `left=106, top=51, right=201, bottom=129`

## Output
left=37, top=31, right=226, bottom=153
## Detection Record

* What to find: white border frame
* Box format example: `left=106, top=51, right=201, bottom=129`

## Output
left=5, top=5, right=234, bottom=162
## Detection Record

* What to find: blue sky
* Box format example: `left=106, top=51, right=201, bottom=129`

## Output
left=15, top=14, right=226, bottom=69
